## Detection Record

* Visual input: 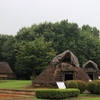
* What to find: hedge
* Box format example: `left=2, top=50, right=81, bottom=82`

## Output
left=65, top=81, right=78, bottom=89
left=87, top=80, right=100, bottom=94
left=35, top=89, right=80, bottom=99
left=65, top=80, right=87, bottom=93
left=74, top=80, right=87, bottom=93
left=87, top=81, right=97, bottom=94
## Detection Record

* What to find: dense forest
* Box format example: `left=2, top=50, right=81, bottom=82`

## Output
left=0, top=19, right=100, bottom=79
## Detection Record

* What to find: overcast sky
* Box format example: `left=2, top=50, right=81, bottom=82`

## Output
left=0, top=0, right=100, bottom=36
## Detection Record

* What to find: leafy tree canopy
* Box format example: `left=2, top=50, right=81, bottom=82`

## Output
left=15, top=36, right=56, bottom=79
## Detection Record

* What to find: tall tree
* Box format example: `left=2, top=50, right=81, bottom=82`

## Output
left=15, top=36, right=56, bottom=79
left=1, top=35, right=16, bottom=71
left=82, top=25, right=100, bottom=37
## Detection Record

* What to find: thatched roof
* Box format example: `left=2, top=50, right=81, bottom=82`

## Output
left=33, top=50, right=90, bottom=85
left=51, top=50, right=79, bottom=68
left=0, top=62, right=13, bottom=74
left=33, top=63, right=57, bottom=85
left=33, top=63, right=90, bottom=85
left=60, top=63, right=90, bottom=81
left=83, top=60, right=99, bottom=70
left=94, top=70, right=100, bottom=79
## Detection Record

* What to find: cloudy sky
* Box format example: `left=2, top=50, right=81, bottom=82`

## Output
left=0, top=0, right=100, bottom=36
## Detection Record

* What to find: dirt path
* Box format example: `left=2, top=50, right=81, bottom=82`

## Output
left=0, top=85, right=100, bottom=100
left=0, top=93, right=29, bottom=99
left=9, top=97, right=36, bottom=100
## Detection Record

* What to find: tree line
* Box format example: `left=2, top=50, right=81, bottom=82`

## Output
left=0, top=19, right=100, bottom=79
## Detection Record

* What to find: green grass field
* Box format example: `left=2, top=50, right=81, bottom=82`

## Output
left=0, top=80, right=32, bottom=89
left=31, top=97, right=100, bottom=100
left=0, top=80, right=100, bottom=100
left=82, top=98, right=100, bottom=100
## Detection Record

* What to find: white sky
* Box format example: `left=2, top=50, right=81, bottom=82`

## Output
left=0, top=0, right=100, bottom=36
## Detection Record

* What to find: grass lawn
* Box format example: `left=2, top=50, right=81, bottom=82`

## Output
left=31, top=93, right=100, bottom=100
left=32, top=97, right=100, bottom=100
left=82, top=98, right=100, bottom=100
left=0, top=80, right=32, bottom=89
left=1, top=80, right=100, bottom=100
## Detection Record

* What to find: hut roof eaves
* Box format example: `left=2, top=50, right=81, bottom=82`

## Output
left=51, top=50, right=79, bottom=68
left=82, top=60, right=99, bottom=70
left=0, top=62, right=13, bottom=73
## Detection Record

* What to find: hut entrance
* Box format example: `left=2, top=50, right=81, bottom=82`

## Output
left=65, top=74, right=73, bottom=81
left=88, top=73, right=93, bottom=80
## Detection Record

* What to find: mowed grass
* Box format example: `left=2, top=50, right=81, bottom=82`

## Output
left=32, top=97, right=100, bottom=100
left=0, top=80, right=32, bottom=89
left=82, top=98, right=100, bottom=100
left=1, top=80, right=100, bottom=100
left=32, top=93, right=100, bottom=100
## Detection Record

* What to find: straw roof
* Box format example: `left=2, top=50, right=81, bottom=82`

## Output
left=33, top=63, right=57, bottom=85
left=33, top=63, right=90, bottom=85
left=83, top=60, right=99, bottom=70
left=60, top=62, right=90, bottom=81
left=51, top=50, right=79, bottom=68
left=0, top=62, right=13, bottom=73
left=33, top=50, right=90, bottom=86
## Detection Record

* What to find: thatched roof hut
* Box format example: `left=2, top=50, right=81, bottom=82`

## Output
left=33, top=50, right=90, bottom=87
left=0, top=62, right=14, bottom=79
left=82, top=60, right=99, bottom=80
left=51, top=50, right=79, bottom=68
left=83, top=60, right=99, bottom=72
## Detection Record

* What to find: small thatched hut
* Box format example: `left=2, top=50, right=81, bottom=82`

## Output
left=82, top=60, right=99, bottom=80
left=0, top=62, right=14, bottom=79
left=33, top=50, right=90, bottom=87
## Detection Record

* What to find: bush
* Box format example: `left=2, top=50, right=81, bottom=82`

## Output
left=93, top=80, right=100, bottom=94
left=75, top=80, right=87, bottom=93
left=87, top=80, right=100, bottom=94
left=65, top=81, right=78, bottom=88
left=65, top=80, right=87, bottom=93
left=35, top=89, right=80, bottom=99
left=87, top=81, right=97, bottom=94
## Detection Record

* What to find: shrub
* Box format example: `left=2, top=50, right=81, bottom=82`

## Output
left=87, top=81, right=97, bottom=94
left=65, top=80, right=87, bottom=93
left=35, top=89, right=80, bottom=99
left=93, top=80, right=100, bottom=94
left=75, top=80, right=87, bottom=93
left=65, top=81, right=78, bottom=89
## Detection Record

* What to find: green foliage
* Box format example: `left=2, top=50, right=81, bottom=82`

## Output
left=14, top=20, right=100, bottom=73
left=1, top=19, right=100, bottom=79
left=87, top=81, right=97, bottom=94
left=0, top=35, right=16, bottom=72
left=65, top=81, right=78, bottom=88
left=35, top=89, right=80, bottom=99
left=15, top=36, right=56, bottom=79
left=0, top=80, right=32, bottom=89
left=74, top=80, right=87, bottom=93
left=65, top=80, right=87, bottom=93
left=82, top=24, right=99, bottom=37
left=87, top=80, right=100, bottom=94
left=93, top=80, right=100, bottom=94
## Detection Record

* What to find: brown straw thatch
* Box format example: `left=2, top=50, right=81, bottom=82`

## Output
left=82, top=60, right=99, bottom=80
left=33, top=50, right=90, bottom=86
left=82, top=60, right=99, bottom=72
left=59, top=62, right=90, bottom=81
left=0, top=62, right=13, bottom=74
left=51, top=50, right=79, bottom=68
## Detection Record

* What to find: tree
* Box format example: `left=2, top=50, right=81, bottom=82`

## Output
left=0, top=34, right=10, bottom=61
left=73, top=31, right=100, bottom=67
left=1, top=35, right=16, bottom=71
left=82, top=25, right=100, bottom=37
left=15, top=36, right=56, bottom=79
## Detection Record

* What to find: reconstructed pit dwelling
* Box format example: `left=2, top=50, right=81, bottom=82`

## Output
left=83, top=60, right=100, bottom=80
left=0, top=62, right=15, bottom=79
left=33, top=50, right=93, bottom=87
